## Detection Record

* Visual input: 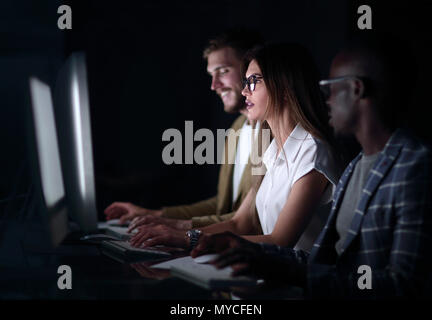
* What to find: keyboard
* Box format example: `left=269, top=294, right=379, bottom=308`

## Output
left=101, top=240, right=172, bottom=261
left=104, top=226, right=138, bottom=240
left=169, top=256, right=260, bottom=290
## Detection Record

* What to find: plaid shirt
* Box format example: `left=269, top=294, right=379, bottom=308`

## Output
left=262, top=129, right=432, bottom=298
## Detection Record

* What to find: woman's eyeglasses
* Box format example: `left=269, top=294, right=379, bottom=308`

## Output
left=243, top=74, right=263, bottom=92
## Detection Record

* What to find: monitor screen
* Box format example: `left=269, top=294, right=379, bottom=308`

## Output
left=28, top=77, right=69, bottom=247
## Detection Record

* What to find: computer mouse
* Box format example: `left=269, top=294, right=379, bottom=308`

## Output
left=193, top=253, right=219, bottom=264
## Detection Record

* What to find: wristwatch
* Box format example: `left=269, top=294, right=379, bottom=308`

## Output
left=186, top=229, right=202, bottom=250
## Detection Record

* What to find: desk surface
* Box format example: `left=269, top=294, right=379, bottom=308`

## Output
left=0, top=242, right=214, bottom=300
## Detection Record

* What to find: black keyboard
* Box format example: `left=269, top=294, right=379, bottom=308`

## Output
left=101, top=240, right=172, bottom=260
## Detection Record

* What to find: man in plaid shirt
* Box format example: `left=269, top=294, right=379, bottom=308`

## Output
left=191, top=34, right=432, bottom=298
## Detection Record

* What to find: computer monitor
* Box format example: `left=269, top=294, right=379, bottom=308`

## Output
left=54, top=52, right=98, bottom=234
left=27, top=77, right=69, bottom=247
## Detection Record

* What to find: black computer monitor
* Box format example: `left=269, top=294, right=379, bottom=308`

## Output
left=54, top=52, right=98, bottom=234
left=27, top=77, right=69, bottom=247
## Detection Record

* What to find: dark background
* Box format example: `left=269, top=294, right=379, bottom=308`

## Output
left=1, top=0, right=431, bottom=220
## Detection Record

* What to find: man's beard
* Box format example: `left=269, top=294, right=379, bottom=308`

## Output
left=225, top=94, right=245, bottom=114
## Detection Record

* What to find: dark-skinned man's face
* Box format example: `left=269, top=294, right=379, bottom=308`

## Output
left=326, top=54, right=361, bottom=135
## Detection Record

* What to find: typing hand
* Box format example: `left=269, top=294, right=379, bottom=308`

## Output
left=213, top=245, right=306, bottom=287
left=104, top=202, right=162, bottom=224
left=190, top=231, right=256, bottom=258
left=212, top=246, right=267, bottom=276
left=129, top=224, right=188, bottom=249
left=128, top=215, right=192, bottom=232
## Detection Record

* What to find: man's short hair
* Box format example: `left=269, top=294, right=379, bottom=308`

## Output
left=202, top=28, right=264, bottom=60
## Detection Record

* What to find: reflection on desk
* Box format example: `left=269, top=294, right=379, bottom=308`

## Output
left=130, top=262, right=171, bottom=280
left=0, top=242, right=211, bottom=300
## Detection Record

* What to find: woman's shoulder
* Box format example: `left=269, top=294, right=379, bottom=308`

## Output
left=295, top=132, right=318, bottom=158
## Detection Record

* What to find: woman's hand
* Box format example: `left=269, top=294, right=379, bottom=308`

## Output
left=129, top=224, right=189, bottom=248
left=128, top=215, right=192, bottom=232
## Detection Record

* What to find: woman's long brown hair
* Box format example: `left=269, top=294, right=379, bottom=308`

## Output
left=244, top=43, right=335, bottom=148
left=243, top=43, right=344, bottom=214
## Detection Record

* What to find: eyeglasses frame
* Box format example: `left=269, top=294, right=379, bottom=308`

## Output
left=243, top=74, right=264, bottom=92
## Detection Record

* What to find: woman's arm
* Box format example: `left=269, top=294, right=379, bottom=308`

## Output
left=128, top=188, right=260, bottom=249
left=129, top=171, right=327, bottom=249
left=201, top=188, right=260, bottom=235
left=242, top=170, right=329, bottom=246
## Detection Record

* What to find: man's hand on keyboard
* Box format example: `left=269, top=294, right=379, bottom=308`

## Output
left=104, top=202, right=163, bottom=224
left=192, top=232, right=306, bottom=286
left=214, top=246, right=306, bottom=287
left=128, top=215, right=192, bottom=233
left=129, top=224, right=189, bottom=249
left=191, top=232, right=258, bottom=258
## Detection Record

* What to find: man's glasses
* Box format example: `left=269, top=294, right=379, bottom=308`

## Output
left=243, top=74, right=263, bottom=92
left=319, top=75, right=364, bottom=100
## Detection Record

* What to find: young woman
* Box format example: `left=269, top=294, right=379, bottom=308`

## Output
left=129, top=43, right=341, bottom=252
